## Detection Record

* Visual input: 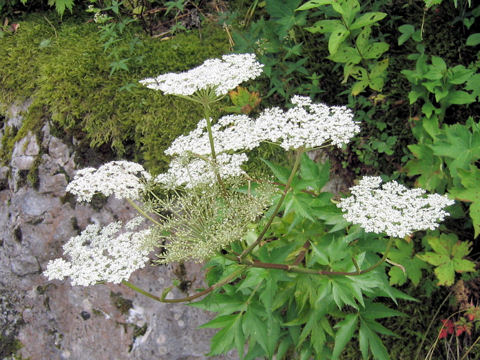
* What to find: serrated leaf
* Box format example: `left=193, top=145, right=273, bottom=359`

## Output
left=300, top=153, right=319, bottom=180
left=404, top=143, right=447, bottom=192
left=52, top=0, right=74, bottom=16
left=350, top=12, right=387, bottom=30
left=388, top=239, right=427, bottom=286
left=208, top=318, right=237, bottom=355
left=417, top=233, right=475, bottom=286
left=243, top=310, right=268, bottom=354
left=261, top=158, right=291, bottom=183
left=360, top=320, right=390, bottom=360
left=311, top=242, right=330, bottom=266
left=434, top=262, right=456, bottom=286
left=199, top=314, right=238, bottom=329
left=332, top=314, right=358, bottom=359
left=362, top=301, right=405, bottom=320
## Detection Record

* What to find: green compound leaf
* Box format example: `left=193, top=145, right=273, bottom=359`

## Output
left=449, top=166, right=480, bottom=237
left=388, top=239, right=428, bottom=286
left=417, top=233, right=475, bottom=286
left=332, top=314, right=358, bottom=359
left=261, top=158, right=290, bottom=184
left=430, top=124, right=480, bottom=181
left=359, top=319, right=390, bottom=360
left=404, top=143, right=447, bottom=192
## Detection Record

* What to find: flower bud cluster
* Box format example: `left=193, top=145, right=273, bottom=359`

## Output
left=66, top=161, right=151, bottom=202
left=139, top=53, right=264, bottom=96
left=337, top=176, right=455, bottom=238
left=43, top=217, right=153, bottom=286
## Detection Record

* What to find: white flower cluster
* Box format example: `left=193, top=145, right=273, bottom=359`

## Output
left=66, top=161, right=151, bottom=202
left=156, top=153, right=248, bottom=188
left=139, top=53, right=264, bottom=96
left=43, top=217, right=153, bottom=286
left=156, top=96, right=359, bottom=188
left=337, top=176, right=455, bottom=238
left=254, top=95, right=359, bottom=150
left=165, top=115, right=260, bottom=156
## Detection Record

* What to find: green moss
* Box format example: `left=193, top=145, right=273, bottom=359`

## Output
left=0, top=336, right=23, bottom=358
left=0, top=13, right=230, bottom=173
left=110, top=291, right=133, bottom=315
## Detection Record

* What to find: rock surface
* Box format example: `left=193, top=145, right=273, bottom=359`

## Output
left=0, top=104, right=236, bottom=360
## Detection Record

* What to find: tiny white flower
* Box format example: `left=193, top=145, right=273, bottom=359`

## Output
left=337, top=176, right=455, bottom=238
left=44, top=217, right=153, bottom=286
left=66, top=161, right=151, bottom=202
left=156, top=153, right=248, bottom=189
left=255, top=95, right=359, bottom=150
left=139, top=53, right=264, bottom=96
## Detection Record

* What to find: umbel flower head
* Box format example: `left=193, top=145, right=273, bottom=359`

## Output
left=156, top=153, right=249, bottom=189
left=254, top=95, right=359, bottom=150
left=155, top=96, right=359, bottom=189
left=66, top=161, right=151, bottom=202
left=43, top=217, right=153, bottom=286
left=337, top=176, right=455, bottom=238
left=139, top=53, right=264, bottom=96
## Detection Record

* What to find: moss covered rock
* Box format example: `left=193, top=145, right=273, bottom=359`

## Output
left=0, top=13, right=230, bottom=173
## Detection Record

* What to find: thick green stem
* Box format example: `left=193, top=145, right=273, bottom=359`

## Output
left=126, top=198, right=162, bottom=226
left=238, top=149, right=304, bottom=260
left=121, top=266, right=245, bottom=303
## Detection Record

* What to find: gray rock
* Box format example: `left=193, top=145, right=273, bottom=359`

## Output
left=48, top=137, right=70, bottom=166
left=12, top=132, right=39, bottom=158
left=6, top=99, right=33, bottom=129
left=1, top=106, right=239, bottom=360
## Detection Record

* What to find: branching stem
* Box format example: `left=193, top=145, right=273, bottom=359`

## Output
left=122, top=266, right=245, bottom=303
left=238, top=149, right=304, bottom=260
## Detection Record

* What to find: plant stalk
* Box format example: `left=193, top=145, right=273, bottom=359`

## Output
left=122, top=266, right=245, bottom=303
left=238, top=149, right=304, bottom=260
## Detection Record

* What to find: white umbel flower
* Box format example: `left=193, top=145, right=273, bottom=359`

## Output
left=337, top=176, right=455, bottom=238
left=255, top=95, right=359, bottom=150
left=66, top=161, right=151, bottom=202
left=165, top=115, right=261, bottom=157
left=43, top=217, right=153, bottom=286
left=156, top=153, right=248, bottom=189
left=139, top=53, right=264, bottom=96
